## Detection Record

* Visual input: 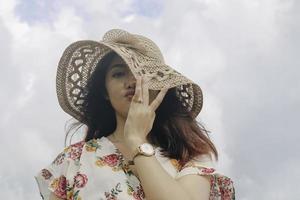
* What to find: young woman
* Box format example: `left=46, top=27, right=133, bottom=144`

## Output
left=35, top=29, right=235, bottom=200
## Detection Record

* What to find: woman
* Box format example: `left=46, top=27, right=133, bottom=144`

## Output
left=35, top=29, right=235, bottom=200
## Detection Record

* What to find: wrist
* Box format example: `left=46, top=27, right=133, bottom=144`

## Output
left=127, top=142, right=156, bottom=165
left=125, top=137, right=147, bottom=150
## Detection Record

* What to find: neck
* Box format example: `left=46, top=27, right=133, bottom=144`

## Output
left=109, top=112, right=126, bottom=142
left=108, top=112, right=151, bottom=144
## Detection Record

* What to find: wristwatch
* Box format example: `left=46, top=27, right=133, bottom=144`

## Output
left=128, top=143, right=155, bottom=165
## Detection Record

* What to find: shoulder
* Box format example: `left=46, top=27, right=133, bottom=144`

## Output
left=52, top=140, right=86, bottom=165
left=176, top=154, right=216, bottom=176
left=175, top=154, right=235, bottom=199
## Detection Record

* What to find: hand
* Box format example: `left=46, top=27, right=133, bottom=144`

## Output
left=123, top=75, right=168, bottom=148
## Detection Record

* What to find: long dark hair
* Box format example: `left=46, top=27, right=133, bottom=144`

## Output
left=66, top=51, right=218, bottom=167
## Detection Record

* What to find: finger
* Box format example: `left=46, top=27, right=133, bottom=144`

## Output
left=143, top=77, right=150, bottom=105
left=150, top=87, right=168, bottom=111
left=132, top=76, right=142, bottom=102
left=139, top=76, right=143, bottom=102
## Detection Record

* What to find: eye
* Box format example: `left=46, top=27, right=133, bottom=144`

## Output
left=112, top=71, right=125, bottom=78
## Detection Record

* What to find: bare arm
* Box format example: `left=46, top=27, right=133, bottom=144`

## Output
left=133, top=154, right=210, bottom=200
left=49, top=192, right=64, bottom=200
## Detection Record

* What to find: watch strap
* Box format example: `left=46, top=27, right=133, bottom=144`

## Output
left=128, top=147, right=142, bottom=165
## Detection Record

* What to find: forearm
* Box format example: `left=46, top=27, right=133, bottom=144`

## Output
left=134, top=151, right=191, bottom=200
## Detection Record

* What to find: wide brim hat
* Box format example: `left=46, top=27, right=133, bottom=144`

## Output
left=56, top=29, right=203, bottom=121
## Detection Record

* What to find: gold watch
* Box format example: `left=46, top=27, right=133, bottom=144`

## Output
left=128, top=143, right=155, bottom=165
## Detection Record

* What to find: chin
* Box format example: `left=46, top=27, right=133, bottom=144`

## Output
left=115, top=104, right=130, bottom=115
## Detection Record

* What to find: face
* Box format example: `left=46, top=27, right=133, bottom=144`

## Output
left=104, top=55, right=159, bottom=117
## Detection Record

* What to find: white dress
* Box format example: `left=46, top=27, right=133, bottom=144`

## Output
left=35, top=136, right=235, bottom=200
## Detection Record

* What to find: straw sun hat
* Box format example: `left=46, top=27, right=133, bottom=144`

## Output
left=56, top=29, right=203, bottom=121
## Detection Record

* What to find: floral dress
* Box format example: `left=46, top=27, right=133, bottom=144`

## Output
left=35, top=136, right=235, bottom=200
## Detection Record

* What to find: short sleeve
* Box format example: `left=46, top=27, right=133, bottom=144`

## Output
left=34, top=141, right=85, bottom=200
left=175, top=155, right=235, bottom=200
left=175, top=154, right=216, bottom=179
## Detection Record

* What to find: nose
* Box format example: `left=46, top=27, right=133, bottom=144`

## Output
left=126, top=72, right=137, bottom=89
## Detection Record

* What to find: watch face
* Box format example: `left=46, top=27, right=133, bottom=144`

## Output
left=140, top=143, right=155, bottom=155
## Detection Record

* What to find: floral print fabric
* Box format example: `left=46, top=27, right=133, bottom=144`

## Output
left=35, top=136, right=235, bottom=200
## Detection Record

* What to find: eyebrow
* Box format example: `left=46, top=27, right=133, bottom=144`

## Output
left=109, top=64, right=126, bottom=70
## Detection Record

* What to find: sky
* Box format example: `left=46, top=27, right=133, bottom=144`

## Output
left=0, top=0, right=299, bottom=199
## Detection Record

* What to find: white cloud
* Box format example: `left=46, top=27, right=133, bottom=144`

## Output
left=53, top=7, right=86, bottom=39
left=16, top=72, right=36, bottom=108
left=0, top=0, right=299, bottom=199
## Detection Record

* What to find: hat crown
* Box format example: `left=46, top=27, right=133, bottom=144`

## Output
left=102, top=29, right=165, bottom=63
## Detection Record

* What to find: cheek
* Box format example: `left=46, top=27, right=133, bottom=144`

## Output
left=107, top=87, right=119, bottom=100
left=105, top=79, right=116, bottom=97
left=106, top=82, right=123, bottom=101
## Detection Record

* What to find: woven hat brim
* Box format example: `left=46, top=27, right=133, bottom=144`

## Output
left=56, top=40, right=203, bottom=121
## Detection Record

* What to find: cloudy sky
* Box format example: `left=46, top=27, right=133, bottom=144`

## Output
left=0, top=0, right=299, bottom=199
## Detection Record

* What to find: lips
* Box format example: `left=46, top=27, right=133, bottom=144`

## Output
left=125, top=90, right=135, bottom=97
